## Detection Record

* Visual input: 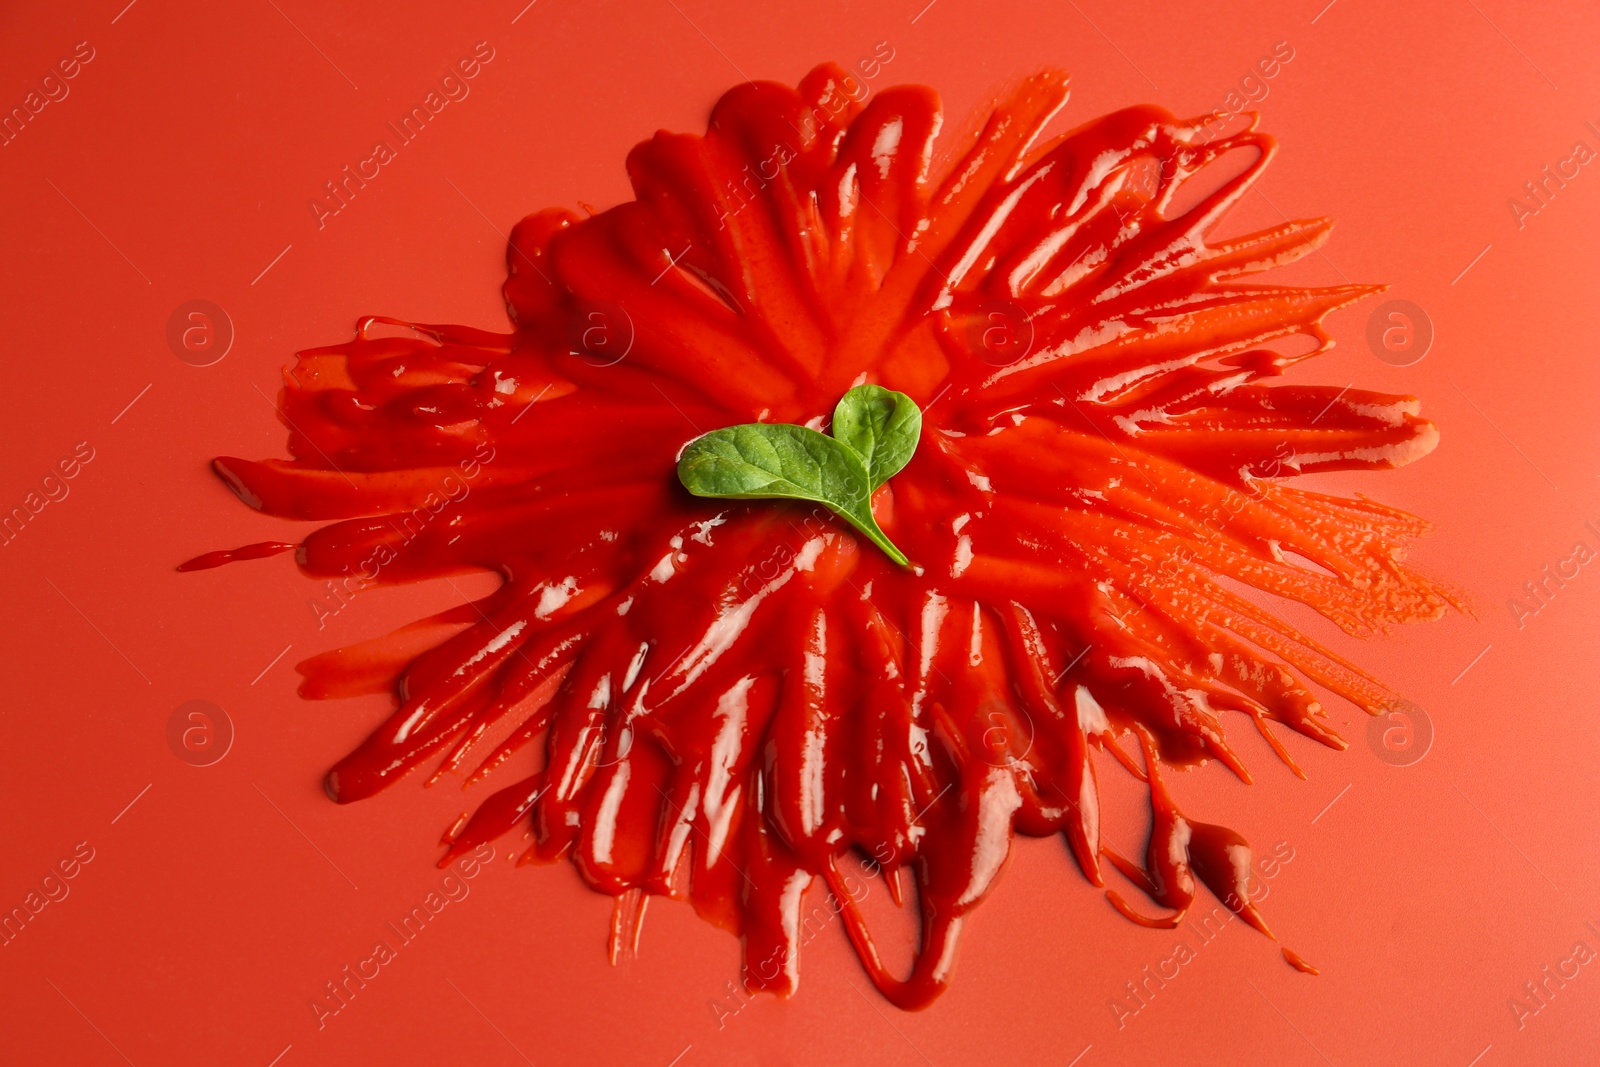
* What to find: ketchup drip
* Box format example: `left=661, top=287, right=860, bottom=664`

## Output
left=177, top=540, right=295, bottom=572
left=186, top=64, right=1455, bottom=1008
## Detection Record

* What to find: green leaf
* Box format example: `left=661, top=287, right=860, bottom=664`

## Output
left=830, top=384, right=922, bottom=490
left=675, top=387, right=923, bottom=568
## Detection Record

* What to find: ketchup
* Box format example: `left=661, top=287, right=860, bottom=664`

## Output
left=183, top=63, right=1453, bottom=1008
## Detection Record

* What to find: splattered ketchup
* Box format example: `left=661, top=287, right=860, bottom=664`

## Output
left=184, top=63, right=1454, bottom=1007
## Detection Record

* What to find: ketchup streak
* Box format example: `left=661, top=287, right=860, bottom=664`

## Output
left=183, top=64, right=1456, bottom=1007
left=175, top=540, right=295, bottom=572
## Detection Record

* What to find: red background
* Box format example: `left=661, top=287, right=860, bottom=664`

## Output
left=2, top=1, right=1597, bottom=1064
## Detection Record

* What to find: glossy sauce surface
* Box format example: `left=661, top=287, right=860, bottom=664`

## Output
left=185, top=63, right=1453, bottom=1007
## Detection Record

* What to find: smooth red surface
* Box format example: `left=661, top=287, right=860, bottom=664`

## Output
left=3, top=2, right=1598, bottom=1065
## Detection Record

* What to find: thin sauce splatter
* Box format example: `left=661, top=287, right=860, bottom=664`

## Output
left=178, top=540, right=295, bottom=572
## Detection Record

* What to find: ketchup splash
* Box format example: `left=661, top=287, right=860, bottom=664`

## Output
left=186, top=64, right=1455, bottom=1007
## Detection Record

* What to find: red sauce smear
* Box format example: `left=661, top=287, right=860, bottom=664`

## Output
left=184, top=63, right=1455, bottom=1008
left=177, top=540, right=295, bottom=572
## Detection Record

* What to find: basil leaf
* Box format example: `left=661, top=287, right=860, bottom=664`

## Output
left=831, top=384, right=922, bottom=490
left=676, top=420, right=912, bottom=567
